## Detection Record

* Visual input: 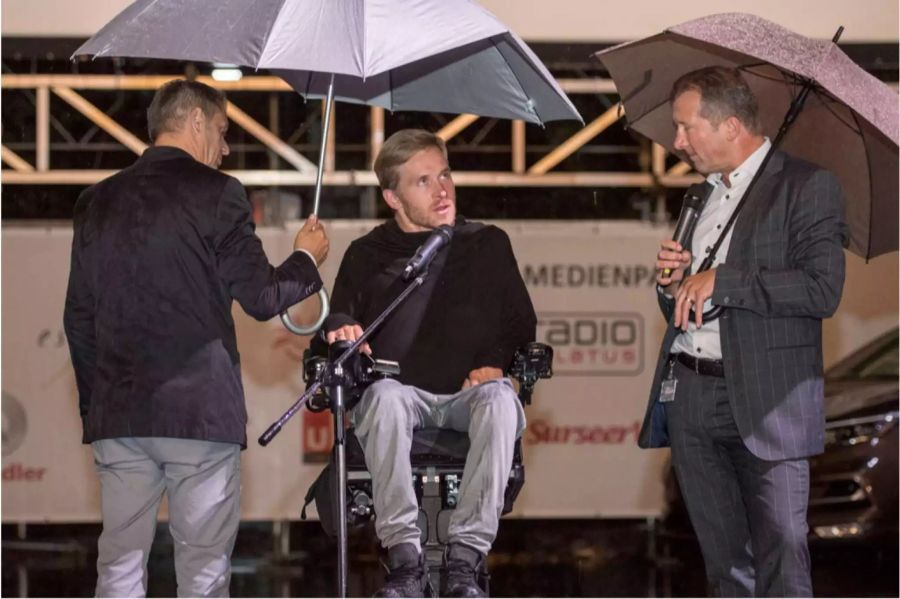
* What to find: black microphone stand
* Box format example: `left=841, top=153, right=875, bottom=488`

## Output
left=259, top=269, right=431, bottom=598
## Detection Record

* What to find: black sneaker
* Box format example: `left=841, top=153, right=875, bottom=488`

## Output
left=441, top=543, right=487, bottom=598
left=375, top=542, right=429, bottom=598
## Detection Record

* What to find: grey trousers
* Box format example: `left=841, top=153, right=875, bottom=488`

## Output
left=91, top=437, right=242, bottom=598
left=665, top=361, right=813, bottom=598
left=351, top=378, right=526, bottom=556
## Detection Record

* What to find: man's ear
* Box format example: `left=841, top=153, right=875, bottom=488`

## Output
left=382, top=188, right=400, bottom=211
left=190, top=107, right=205, bottom=134
left=723, top=116, right=742, bottom=141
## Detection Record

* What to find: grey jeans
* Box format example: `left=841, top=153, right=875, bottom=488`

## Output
left=351, top=378, right=526, bottom=556
left=91, top=437, right=241, bottom=598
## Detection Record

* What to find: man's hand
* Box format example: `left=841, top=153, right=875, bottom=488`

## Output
left=294, top=215, right=330, bottom=265
left=674, top=269, right=717, bottom=330
left=462, top=366, right=504, bottom=390
left=325, top=324, right=371, bottom=355
left=656, top=239, right=692, bottom=294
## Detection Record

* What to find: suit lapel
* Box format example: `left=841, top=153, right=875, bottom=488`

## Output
left=727, top=150, right=785, bottom=260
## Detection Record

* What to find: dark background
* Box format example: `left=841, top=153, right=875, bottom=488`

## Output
left=3, top=38, right=897, bottom=222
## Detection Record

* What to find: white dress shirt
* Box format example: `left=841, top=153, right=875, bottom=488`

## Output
left=670, top=138, right=771, bottom=360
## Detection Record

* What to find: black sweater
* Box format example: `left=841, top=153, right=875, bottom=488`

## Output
left=316, top=218, right=536, bottom=394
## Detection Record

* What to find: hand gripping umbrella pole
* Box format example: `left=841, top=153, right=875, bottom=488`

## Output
left=280, top=74, right=336, bottom=335
left=687, top=27, right=843, bottom=324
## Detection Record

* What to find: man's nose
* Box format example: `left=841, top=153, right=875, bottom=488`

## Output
left=673, top=130, right=686, bottom=151
left=222, top=141, right=230, bottom=156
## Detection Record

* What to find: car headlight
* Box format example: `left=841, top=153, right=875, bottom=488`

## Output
left=813, top=523, right=870, bottom=539
left=824, top=412, right=898, bottom=448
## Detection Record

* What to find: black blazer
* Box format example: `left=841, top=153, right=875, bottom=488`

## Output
left=641, top=151, right=848, bottom=460
left=64, top=146, right=322, bottom=447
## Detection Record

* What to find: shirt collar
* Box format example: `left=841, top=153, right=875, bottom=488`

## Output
left=706, top=137, right=772, bottom=190
left=140, top=145, right=196, bottom=162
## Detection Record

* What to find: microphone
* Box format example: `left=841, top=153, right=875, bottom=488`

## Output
left=663, top=182, right=714, bottom=276
left=402, top=224, right=454, bottom=281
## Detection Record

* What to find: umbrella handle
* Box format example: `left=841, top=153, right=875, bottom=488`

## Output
left=688, top=303, right=724, bottom=324
left=684, top=254, right=725, bottom=324
left=282, top=74, right=335, bottom=336
left=280, top=287, right=330, bottom=335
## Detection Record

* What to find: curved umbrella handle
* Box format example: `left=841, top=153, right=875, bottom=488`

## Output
left=281, top=74, right=335, bottom=337
left=280, top=287, right=330, bottom=335
left=688, top=303, right=724, bottom=324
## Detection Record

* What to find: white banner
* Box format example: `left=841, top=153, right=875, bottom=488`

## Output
left=2, top=220, right=896, bottom=522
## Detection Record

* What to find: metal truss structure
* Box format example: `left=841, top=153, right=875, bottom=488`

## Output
left=1, top=74, right=702, bottom=190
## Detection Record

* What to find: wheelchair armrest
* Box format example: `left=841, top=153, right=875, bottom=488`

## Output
left=506, top=342, right=554, bottom=405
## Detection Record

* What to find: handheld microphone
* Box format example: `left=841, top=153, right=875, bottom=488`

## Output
left=662, top=182, right=714, bottom=276
left=402, top=224, right=454, bottom=281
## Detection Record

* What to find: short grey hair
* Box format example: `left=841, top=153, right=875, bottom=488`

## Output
left=146, top=79, right=227, bottom=142
left=670, top=66, right=762, bottom=135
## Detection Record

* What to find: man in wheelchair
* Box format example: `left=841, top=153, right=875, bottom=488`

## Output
left=312, top=129, right=536, bottom=598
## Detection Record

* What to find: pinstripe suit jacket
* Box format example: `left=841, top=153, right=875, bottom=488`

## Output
left=640, top=151, right=848, bottom=460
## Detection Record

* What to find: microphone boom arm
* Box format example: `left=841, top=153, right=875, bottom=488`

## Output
left=258, top=271, right=429, bottom=447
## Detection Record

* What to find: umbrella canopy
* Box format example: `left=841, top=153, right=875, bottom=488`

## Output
left=595, top=12, right=899, bottom=259
left=74, top=0, right=581, bottom=125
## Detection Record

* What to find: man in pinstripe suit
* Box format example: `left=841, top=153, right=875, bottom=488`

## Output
left=647, top=67, right=847, bottom=597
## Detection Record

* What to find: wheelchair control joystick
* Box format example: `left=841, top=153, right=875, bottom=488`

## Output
left=508, top=342, right=554, bottom=405
left=303, top=343, right=400, bottom=412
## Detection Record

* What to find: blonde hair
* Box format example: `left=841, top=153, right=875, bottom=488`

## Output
left=374, top=129, right=448, bottom=190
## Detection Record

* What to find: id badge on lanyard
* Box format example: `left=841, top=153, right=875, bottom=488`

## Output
left=659, top=359, right=677, bottom=403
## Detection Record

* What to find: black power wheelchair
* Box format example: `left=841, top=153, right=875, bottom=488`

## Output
left=301, top=342, right=553, bottom=597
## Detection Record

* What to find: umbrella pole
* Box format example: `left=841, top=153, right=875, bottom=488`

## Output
left=278, top=74, right=335, bottom=336
left=696, top=76, right=818, bottom=275
left=312, top=73, right=336, bottom=216
left=698, top=24, right=846, bottom=275
left=691, top=27, right=845, bottom=323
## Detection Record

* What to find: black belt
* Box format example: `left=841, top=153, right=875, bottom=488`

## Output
left=672, top=353, right=725, bottom=378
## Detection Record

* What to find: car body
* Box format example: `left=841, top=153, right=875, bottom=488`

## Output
left=662, top=327, right=899, bottom=545
left=808, top=327, right=899, bottom=542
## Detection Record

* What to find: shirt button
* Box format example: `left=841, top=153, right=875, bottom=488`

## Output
left=696, top=347, right=702, bottom=353
left=717, top=225, right=722, bottom=230
left=725, top=195, right=731, bottom=199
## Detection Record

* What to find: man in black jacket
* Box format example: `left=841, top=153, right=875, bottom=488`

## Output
left=319, top=129, right=536, bottom=598
left=64, top=79, right=329, bottom=598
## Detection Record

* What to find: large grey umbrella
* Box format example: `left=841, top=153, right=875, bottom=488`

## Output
left=595, top=12, right=898, bottom=259
left=74, top=0, right=582, bottom=333
left=75, top=0, right=579, bottom=127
